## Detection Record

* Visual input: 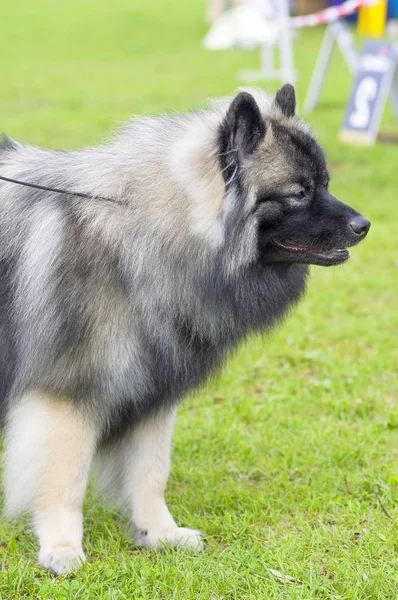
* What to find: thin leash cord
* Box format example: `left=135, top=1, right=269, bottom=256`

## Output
left=0, top=174, right=121, bottom=204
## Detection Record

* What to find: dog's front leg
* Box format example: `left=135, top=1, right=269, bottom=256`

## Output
left=4, top=392, right=97, bottom=574
left=98, top=408, right=203, bottom=551
left=126, top=408, right=203, bottom=550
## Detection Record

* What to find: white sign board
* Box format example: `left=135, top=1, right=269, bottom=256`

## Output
left=340, top=41, right=398, bottom=145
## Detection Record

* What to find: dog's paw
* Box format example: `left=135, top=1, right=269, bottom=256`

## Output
left=38, top=544, right=86, bottom=575
left=162, top=527, right=204, bottom=551
left=136, top=527, right=204, bottom=552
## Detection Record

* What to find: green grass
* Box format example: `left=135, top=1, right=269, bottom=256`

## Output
left=0, top=1, right=398, bottom=598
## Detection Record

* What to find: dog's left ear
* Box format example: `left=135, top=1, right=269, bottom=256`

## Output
left=274, top=84, right=296, bottom=118
left=219, top=92, right=265, bottom=184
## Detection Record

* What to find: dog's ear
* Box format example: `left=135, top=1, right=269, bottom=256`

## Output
left=219, top=92, right=265, bottom=184
left=274, top=84, right=296, bottom=118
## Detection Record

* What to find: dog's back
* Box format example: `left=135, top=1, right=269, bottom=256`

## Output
left=0, top=258, right=16, bottom=419
left=0, top=139, right=20, bottom=418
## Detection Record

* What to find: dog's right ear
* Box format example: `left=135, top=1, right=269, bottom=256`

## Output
left=219, top=92, right=265, bottom=185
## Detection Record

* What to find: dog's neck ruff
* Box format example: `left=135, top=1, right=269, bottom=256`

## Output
left=0, top=174, right=121, bottom=205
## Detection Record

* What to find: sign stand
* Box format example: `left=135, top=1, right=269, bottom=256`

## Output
left=389, top=56, right=398, bottom=122
left=239, top=0, right=296, bottom=85
left=304, top=20, right=359, bottom=113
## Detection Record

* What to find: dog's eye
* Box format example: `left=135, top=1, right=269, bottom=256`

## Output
left=295, top=189, right=308, bottom=200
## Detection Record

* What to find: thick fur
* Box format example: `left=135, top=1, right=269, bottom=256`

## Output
left=0, top=86, right=369, bottom=573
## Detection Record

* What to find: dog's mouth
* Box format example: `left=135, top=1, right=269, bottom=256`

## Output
left=272, top=239, right=349, bottom=266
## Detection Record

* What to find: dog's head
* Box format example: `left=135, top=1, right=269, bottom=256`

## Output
left=218, top=85, right=370, bottom=267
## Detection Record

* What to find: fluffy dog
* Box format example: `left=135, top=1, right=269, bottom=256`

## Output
left=0, top=85, right=370, bottom=573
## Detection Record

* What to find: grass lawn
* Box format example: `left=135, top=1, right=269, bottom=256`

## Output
left=1, top=0, right=398, bottom=598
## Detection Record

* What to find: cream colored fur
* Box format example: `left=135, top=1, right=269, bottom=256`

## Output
left=4, top=392, right=97, bottom=574
left=94, top=409, right=202, bottom=551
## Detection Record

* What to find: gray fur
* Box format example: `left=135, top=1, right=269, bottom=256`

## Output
left=0, top=86, right=370, bottom=572
left=0, top=89, right=313, bottom=438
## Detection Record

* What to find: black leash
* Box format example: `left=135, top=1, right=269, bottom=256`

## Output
left=0, top=174, right=121, bottom=204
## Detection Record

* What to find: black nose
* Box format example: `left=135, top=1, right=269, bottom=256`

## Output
left=349, top=215, right=371, bottom=237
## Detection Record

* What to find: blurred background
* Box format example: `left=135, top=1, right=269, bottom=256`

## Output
left=0, top=1, right=397, bottom=597
left=1, top=0, right=397, bottom=144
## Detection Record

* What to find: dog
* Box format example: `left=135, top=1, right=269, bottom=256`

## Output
left=0, top=85, right=370, bottom=574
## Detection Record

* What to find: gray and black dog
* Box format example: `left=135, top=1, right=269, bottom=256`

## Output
left=0, top=85, right=370, bottom=574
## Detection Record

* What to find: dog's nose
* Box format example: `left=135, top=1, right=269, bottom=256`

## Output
left=349, top=215, right=371, bottom=237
